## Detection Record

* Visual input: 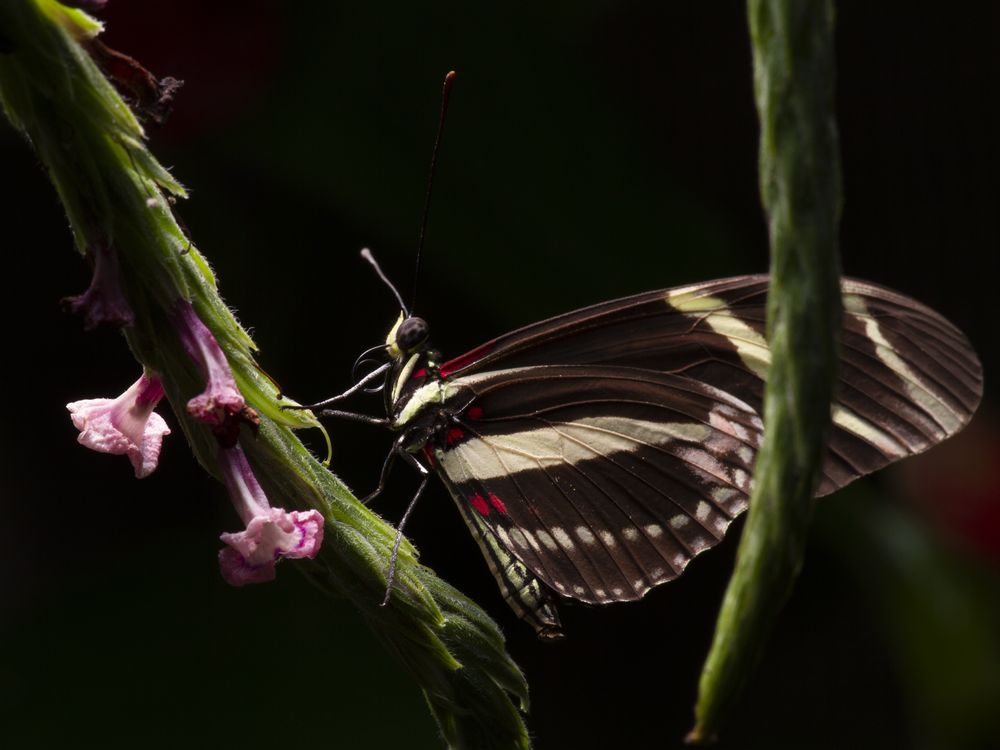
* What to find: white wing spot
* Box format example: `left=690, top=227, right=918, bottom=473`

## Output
left=536, top=529, right=558, bottom=552
left=594, top=588, right=606, bottom=598
left=730, top=422, right=751, bottom=442
left=523, top=529, right=541, bottom=553
left=690, top=536, right=710, bottom=553
left=678, top=446, right=731, bottom=484
left=508, top=528, right=528, bottom=549
left=712, top=486, right=740, bottom=507
left=732, top=467, right=750, bottom=489
left=645, top=523, right=665, bottom=537
left=552, top=526, right=575, bottom=551
left=612, top=587, right=625, bottom=597
left=599, top=530, right=617, bottom=548
left=575, top=526, right=597, bottom=545
left=650, top=566, right=666, bottom=581
left=495, top=527, right=511, bottom=548
left=695, top=501, right=711, bottom=521
left=709, top=405, right=758, bottom=443
left=623, top=528, right=640, bottom=542
left=672, top=553, right=688, bottom=570
left=573, top=585, right=586, bottom=596
left=669, top=515, right=689, bottom=529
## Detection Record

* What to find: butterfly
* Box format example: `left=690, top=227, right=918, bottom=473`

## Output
left=314, top=261, right=981, bottom=640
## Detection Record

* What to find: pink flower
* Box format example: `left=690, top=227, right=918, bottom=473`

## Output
left=217, top=445, right=324, bottom=586
left=171, top=300, right=244, bottom=428
left=67, top=372, right=170, bottom=478
left=65, top=241, right=135, bottom=329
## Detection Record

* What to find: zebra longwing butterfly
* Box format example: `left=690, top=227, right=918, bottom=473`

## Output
left=322, top=271, right=981, bottom=640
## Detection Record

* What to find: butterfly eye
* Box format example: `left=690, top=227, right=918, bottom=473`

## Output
left=396, top=316, right=430, bottom=352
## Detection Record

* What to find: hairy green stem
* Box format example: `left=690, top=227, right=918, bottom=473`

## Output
left=0, top=2, right=529, bottom=747
left=689, top=0, right=842, bottom=741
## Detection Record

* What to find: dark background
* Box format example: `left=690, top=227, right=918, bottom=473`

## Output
left=2, top=2, right=998, bottom=748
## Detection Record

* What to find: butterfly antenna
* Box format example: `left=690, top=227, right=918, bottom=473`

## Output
left=361, top=247, right=409, bottom=317
left=411, top=70, right=457, bottom=314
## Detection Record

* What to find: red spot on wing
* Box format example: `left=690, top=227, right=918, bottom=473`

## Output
left=488, top=492, right=507, bottom=514
left=412, top=368, right=427, bottom=379
left=466, top=406, right=485, bottom=420
left=469, top=493, right=490, bottom=516
left=446, top=426, right=465, bottom=446
left=439, top=341, right=497, bottom=378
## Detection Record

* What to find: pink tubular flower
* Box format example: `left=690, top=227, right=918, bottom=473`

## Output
left=217, top=445, right=324, bottom=586
left=67, top=372, right=170, bottom=478
left=171, top=300, right=244, bottom=427
left=65, top=241, right=135, bottom=329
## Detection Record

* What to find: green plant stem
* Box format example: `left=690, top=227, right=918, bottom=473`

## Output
left=0, top=2, right=529, bottom=747
left=689, top=0, right=842, bottom=742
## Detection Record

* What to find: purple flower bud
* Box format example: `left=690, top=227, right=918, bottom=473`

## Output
left=67, top=372, right=170, bottom=478
left=65, top=241, right=135, bottom=329
left=217, top=445, right=324, bottom=586
left=171, top=300, right=244, bottom=427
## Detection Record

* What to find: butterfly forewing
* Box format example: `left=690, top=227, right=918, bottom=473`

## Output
left=435, top=276, right=982, bottom=496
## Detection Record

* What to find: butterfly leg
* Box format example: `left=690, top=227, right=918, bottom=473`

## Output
left=360, top=433, right=409, bottom=505
left=382, top=448, right=431, bottom=606
left=312, top=409, right=390, bottom=427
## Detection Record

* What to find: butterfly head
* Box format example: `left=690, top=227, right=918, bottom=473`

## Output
left=382, top=312, right=440, bottom=415
left=386, top=312, right=431, bottom=358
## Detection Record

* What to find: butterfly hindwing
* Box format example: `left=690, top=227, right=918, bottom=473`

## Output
left=434, top=465, right=564, bottom=639
left=428, top=366, right=764, bottom=604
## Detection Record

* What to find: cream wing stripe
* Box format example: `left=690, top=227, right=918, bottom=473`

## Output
left=843, top=293, right=961, bottom=434
left=666, top=291, right=771, bottom=379
left=439, top=416, right=712, bottom=482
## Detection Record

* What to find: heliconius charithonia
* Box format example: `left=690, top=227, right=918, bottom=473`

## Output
left=314, top=267, right=981, bottom=639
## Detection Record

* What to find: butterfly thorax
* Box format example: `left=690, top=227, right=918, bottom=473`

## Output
left=382, top=314, right=468, bottom=445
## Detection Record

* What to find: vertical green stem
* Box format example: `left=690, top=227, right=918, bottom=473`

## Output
left=689, top=0, right=842, bottom=741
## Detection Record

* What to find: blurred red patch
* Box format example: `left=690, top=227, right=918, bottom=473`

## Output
left=896, top=405, right=1000, bottom=565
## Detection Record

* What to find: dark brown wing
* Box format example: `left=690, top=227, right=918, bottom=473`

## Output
left=438, top=276, right=982, bottom=496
